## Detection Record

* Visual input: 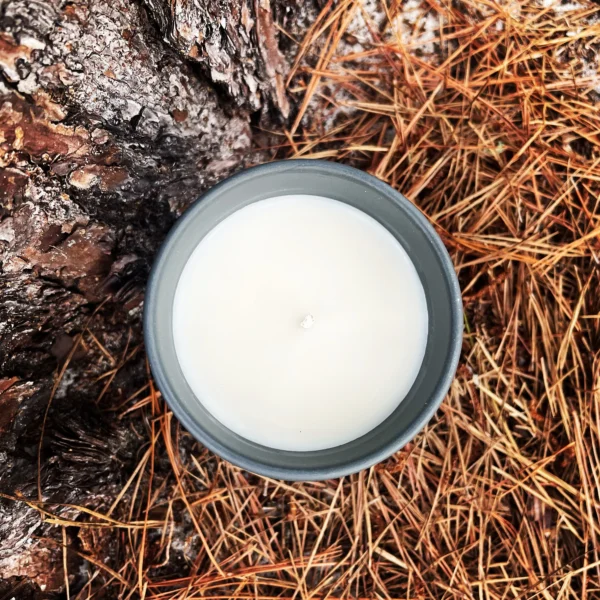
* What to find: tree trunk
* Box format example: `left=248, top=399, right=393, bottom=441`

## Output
left=0, top=0, right=317, bottom=595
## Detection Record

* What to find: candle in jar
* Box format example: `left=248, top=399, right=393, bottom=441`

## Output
left=172, top=195, right=428, bottom=451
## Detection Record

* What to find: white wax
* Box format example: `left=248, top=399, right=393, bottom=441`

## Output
left=173, top=195, right=428, bottom=451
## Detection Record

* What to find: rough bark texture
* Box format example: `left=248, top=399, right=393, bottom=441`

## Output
left=0, top=0, right=318, bottom=595
left=142, top=0, right=295, bottom=116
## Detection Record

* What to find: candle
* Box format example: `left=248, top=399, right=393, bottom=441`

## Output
left=172, top=194, right=428, bottom=451
left=145, top=159, right=462, bottom=479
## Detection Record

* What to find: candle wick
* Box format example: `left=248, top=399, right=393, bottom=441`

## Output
left=300, top=314, right=315, bottom=330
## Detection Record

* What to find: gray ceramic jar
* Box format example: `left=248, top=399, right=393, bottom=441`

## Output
left=144, top=160, right=462, bottom=480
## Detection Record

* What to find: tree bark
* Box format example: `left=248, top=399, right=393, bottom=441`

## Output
left=0, top=0, right=318, bottom=595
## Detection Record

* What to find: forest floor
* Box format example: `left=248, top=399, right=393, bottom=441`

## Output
left=3, top=0, right=600, bottom=598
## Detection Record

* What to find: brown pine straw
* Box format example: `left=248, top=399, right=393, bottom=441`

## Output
left=24, top=0, right=600, bottom=597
